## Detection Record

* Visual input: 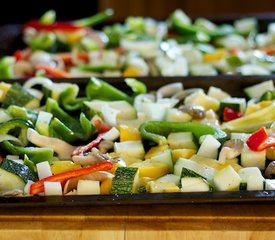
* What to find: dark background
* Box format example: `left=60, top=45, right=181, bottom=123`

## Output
left=0, top=0, right=274, bottom=25
left=0, top=0, right=274, bottom=56
left=0, top=0, right=98, bottom=24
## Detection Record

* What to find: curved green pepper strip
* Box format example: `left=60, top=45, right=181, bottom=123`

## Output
left=73, top=8, right=114, bottom=27
left=7, top=105, right=38, bottom=124
left=86, top=77, right=132, bottom=103
left=125, top=78, right=147, bottom=96
left=260, top=90, right=275, bottom=101
left=139, top=121, right=228, bottom=145
left=59, top=84, right=87, bottom=111
left=0, top=118, right=54, bottom=163
left=1, top=142, right=54, bottom=164
left=46, top=98, right=96, bottom=143
left=0, top=118, right=33, bottom=146
left=169, top=9, right=235, bottom=39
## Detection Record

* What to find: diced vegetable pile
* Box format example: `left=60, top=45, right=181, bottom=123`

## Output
left=1, top=77, right=275, bottom=196
left=0, top=9, right=275, bottom=79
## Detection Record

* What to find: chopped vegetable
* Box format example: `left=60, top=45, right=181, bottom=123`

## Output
left=139, top=121, right=227, bottom=145
left=223, top=107, right=243, bottom=122
left=246, top=127, right=275, bottom=151
left=30, top=161, right=113, bottom=195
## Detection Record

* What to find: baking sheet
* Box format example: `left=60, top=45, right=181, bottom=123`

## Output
left=1, top=190, right=275, bottom=208
left=0, top=75, right=275, bottom=207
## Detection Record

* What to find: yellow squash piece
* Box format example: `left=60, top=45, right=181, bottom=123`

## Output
left=145, top=145, right=169, bottom=159
left=0, top=82, right=11, bottom=102
left=131, top=160, right=170, bottom=179
left=119, top=124, right=142, bottom=141
left=123, top=66, right=142, bottom=77
left=100, top=178, right=113, bottom=194
left=50, top=161, right=81, bottom=175
left=172, top=149, right=196, bottom=163
left=203, top=49, right=227, bottom=63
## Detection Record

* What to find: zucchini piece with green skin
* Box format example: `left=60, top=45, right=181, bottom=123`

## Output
left=111, top=167, right=139, bottom=194
left=219, top=97, right=246, bottom=115
left=180, top=167, right=213, bottom=191
left=0, top=168, right=25, bottom=193
left=213, top=165, right=241, bottom=191
left=243, top=80, right=274, bottom=99
left=2, top=83, right=39, bottom=109
left=0, top=159, right=38, bottom=183
left=181, top=177, right=212, bottom=192
left=139, top=121, right=227, bottom=145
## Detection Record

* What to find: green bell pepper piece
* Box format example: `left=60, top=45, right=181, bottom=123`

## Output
left=73, top=8, right=114, bottom=27
left=86, top=77, right=132, bottom=103
left=39, top=9, right=56, bottom=24
left=125, top=78, right=147, bottom=95
left=7, top=105, right=38, bottom=124
left=169, top=9, right=235, bottom=39
left=58, top=84, right=86, bottom=111
left=139, top=121, right=227, bottom=145
left=0, top=118, right=33, bottom=146
left=77, top=64, right=121, bottom=73
left=1, top=142, right=54, bottom=164
left=0, top=118, right=54, bottom=163
left=46, top=98, right=95, bottom=143
left=260, top=90, right=275, bottom=101
left=0, top=56, right=15, bottom=79
left=23, top=154, right=37, bottom=175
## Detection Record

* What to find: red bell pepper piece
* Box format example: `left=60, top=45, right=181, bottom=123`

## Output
left=30, top=161, right=113, bottom=195
left=13, top=49, right=31, bottom=61
left=56, top=52, right=90, bottom=66
left=24, top=20, right=86, bottom=32
left=93, top=118, right=112, bottom=133
left=37, top=64, right=72, bottom=78
left=223, top=107, right=243, bottom=122
left=246, top=127, right=275, bottom=151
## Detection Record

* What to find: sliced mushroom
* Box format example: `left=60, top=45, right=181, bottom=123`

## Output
left=265, top=161, right=275, bottom=179
left=63, top=171, right=114, bottom=194
left=13, top=60, right=34, bottom=78
left=156, top=82, right=183, bottom=100
left=173, top=88, right=203, bottom=101
left=218, top=139, right=244, bottom=163
left=178, top=105, right=206, bottom=119
left=72, top=151, right=121, bottom=166
left=98, top=140, right=114, bottom=153
left=0, top=189, right=24, bottom=197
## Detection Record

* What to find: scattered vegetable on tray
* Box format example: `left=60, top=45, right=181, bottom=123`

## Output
left=0, top=77, right=275, bottom=197
left=0, top=9, right=275, bottom=79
